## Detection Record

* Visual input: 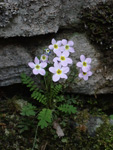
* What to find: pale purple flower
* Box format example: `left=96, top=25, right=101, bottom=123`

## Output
left=53, top=51, right=73, bottom=67
left=76, top=55, right=91, bottom=72
left=28, top=57, right=47, bottom=76
left=60, top=39, right=75, bottom=55
left=40, top=54, right=48, bottom=63
left=78, top=70, right=92, bottom=81
left=49, top=38, right=62, bottom=54
left=49, top=63, right=69, bottom=82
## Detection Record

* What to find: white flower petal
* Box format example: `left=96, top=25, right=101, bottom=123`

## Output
left=49, top=67, right=56, bottom=73
left=57, top=41, right=62, bottom=46
left=60, top=46, right=65, bottom=52
left=52, top=38, right=56, bottom=44
left=39, top=68, right=46, bottom=76
left=53, top=47, right=60, bottom=54
left=61, top=61, right=68, bottom=66
left=80, top=55, right=85, bottom=62
left=53, top=57, right=60, bottom=63
left=79, top=73, right=83, bottom=78
left=87, top=71, right=92, bottom=76
left=76, top=62, right=82, bottom=67
left=62, top=39, right=67, bottom=45
left=49, top=45, right=54, bottom=50
left=54, top=62, right=61, bottom=70
left=60, top=73, right=68, bottom=79
left=66, top=58, right=73, bottom=64
left=68, top=41, right=74, bottom=46
left=33, top=68, right=39, bottom=75
left=83, top=75, right=88, bottom=81
left=52, top=74, right=60, bottom=82
left=28, top=62, right=35, bottom=68
left=85, top=58, right=91, bottom=64
left=34, top=57, right=39, bottom=64
left=62, top=67, right=69, bottom=73
left=55, top=50, right=61, bottom=57
left=62, top=51, right=69, bottom=57
left=40, top=62, right=47, bottom=68
left=69, top=47, right=75, bottom=53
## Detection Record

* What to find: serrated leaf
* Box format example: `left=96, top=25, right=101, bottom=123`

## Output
left=58, top=104, right=77, bottom=114
left=38, top=109, right=52, bottom=129
left=20, top=103, right=36, bottom=116
left=51, top=84, right=62, bottom=99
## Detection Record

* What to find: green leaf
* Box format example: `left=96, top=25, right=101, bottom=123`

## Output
left=20, top=103, right=36, bottom=116
left=110, top=115, right=113, bottom=120
left=31, top=90, right=47, bottom=105
left=38, top=108, right=52, bottom=129
left=61, top=138, right=68, bottom=143
left=51, top=84, right=62, bottom=99
left=21, top=73, right=39, bottom=91
left=58, top=104, right=77, bottom=114
left=21, top=73, right=46, bottom=105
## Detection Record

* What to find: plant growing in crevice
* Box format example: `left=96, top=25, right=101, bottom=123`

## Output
left=20, top=38, right=93, bottom=149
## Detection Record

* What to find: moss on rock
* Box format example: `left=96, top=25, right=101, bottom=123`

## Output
left=81, top=1, right=113, bottom=52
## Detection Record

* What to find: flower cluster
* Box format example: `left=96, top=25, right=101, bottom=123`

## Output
left=28, top=38, right=92, bottom=82
left=49, top=39, right=75, bottom=56
left=28, top=38, right=75, bottom=82
left=49, top=39, right=75, bottom=82
left=76, top=55, right=92, bottom=80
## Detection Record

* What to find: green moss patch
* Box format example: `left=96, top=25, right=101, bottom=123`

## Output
left=81, top=1, right=113, bottom=52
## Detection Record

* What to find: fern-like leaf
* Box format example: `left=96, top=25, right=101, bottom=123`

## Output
left=21, top=73, right=47, bottom=105
left=58, top=104, right=77, bottom=114
left=21, top=73, right=39, bottom=92
left=51, top=84, right=62, bottom=98
left=38, top=108, right=52, bottom=129
left=20, top=103, right=36, bottom=116
left=31, top=90, right=47, bottom=105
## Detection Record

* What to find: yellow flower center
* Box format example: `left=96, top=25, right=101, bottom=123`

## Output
left=57, top=69, right=62, bottom=75
left=65, top=45, right=69, bottom=50
left=35, top=65, right=40, bottom=69
left=46, top=49, right=50, bottom=53
left=54, top=44, right=58, bottom=49
left=83, top=72, right=87, bottom=75
left=42, top=56, right=46, bottom=60
left=83, top=62, right=87, bottom=66
left=60, top=56, right=65, bottom=61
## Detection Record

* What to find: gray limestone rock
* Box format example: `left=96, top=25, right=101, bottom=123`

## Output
left=87, top=117, right=113, bottom=136
left=0, top=0, right=113, bottom=95
left=86, top=117, right=104, bottom=136
left=0, top=0, right=109, bottom=37
left=0, top=31, right=113, bottom=95
left=0, top=44, right=32, bottom=86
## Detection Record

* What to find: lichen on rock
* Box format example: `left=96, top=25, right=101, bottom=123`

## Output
left=0, top=2, right=19, bottom=27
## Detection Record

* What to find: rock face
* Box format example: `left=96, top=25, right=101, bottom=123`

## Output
left=0, top=44, right=32, bottom=86
left=0, top=0, right=106, bottom=37
left=0, top=0, right=113, bottom=95
left=1, top=31, right=113, bottom=94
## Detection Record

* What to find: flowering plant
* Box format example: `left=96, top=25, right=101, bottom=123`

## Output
left=21, top=38, right=92, bottom=148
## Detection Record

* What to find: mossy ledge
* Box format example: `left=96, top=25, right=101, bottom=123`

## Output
left=80, top=0, right=113, bottom=52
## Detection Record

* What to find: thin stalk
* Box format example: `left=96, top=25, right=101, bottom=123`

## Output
left=32, top=124, right=38, bottom=150
left=44, top=76, right=48, bottom=92
left=49, top=77, right=52, bottom=108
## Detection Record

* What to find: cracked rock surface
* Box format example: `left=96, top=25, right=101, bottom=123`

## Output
left=0, top=0, right=107, bottom=37
left=0, top=0, right=112, bottom=94
left=0, top=31, right=113, bottom=94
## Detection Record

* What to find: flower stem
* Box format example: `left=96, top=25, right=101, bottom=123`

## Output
left=44, top=76, right=48, bottom=92
left=32, top=124, right=38, bottom=150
